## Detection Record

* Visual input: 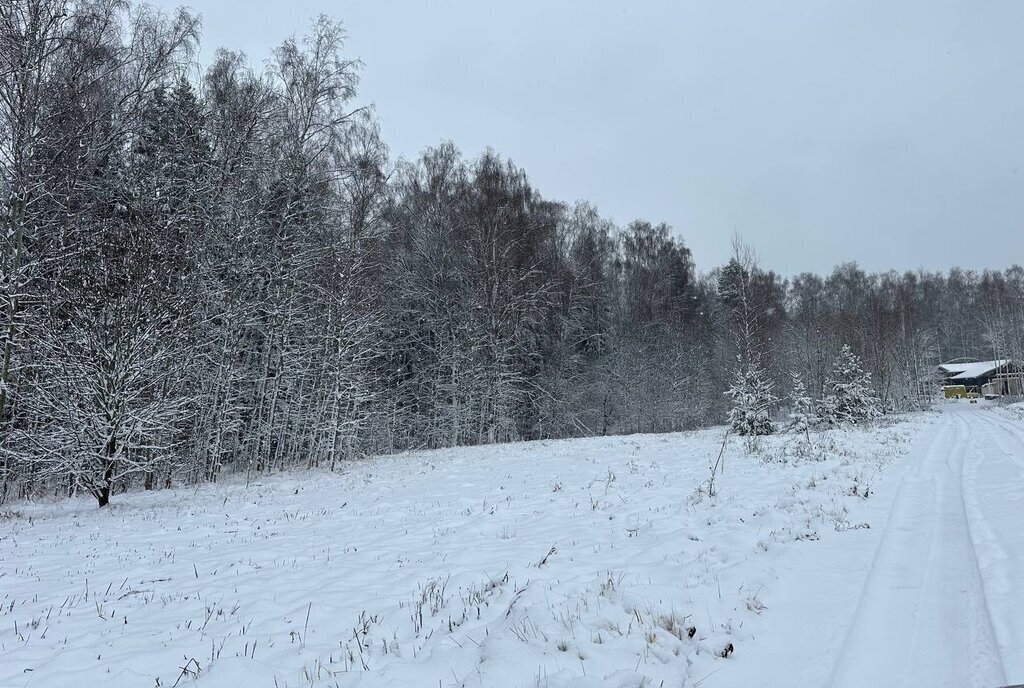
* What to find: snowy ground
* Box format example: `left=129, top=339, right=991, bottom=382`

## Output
left=828, top=403, right=1024, bottom=687
left=2, top=405, right=1021, bottom=688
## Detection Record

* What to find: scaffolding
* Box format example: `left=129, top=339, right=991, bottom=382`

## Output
left=982, top=372, right=1024, bottom=398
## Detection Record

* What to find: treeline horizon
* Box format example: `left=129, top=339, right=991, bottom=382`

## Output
left=3, top=1, right=1023, bottom=505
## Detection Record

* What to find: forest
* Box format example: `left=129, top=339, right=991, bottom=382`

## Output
left=2, top=1, right=1023, bottom=505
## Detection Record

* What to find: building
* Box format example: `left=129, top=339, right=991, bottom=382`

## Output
left=938, top=359, right=1022, bottom=398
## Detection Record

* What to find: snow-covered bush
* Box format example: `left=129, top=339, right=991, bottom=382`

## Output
left=787, top=371, right=817, bottom=434
left=819, top=345, right=880, bottom=425
left=725, top=357, right=778, bottom=436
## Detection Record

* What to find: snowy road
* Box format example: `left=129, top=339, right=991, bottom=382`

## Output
left=828, top=405, right=1024, bottom=688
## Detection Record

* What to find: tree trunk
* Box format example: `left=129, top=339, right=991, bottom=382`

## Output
left=96, top=438, right=116, bottom=507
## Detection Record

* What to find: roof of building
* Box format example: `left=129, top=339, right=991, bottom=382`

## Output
left=938, top=359, right=1011, bottom=380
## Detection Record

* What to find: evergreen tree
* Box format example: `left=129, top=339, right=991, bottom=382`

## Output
left=787, top=371, right=817, bottom=434
left=819, top=345, right=880, bottom=425
left=725, top=356, right=778, bottom=436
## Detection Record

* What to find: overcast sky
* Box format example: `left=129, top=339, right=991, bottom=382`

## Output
left=150, top=0, right=1024, bottom=276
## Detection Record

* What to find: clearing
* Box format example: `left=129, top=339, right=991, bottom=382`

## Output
left=2, top=405, right=1022, bottom=687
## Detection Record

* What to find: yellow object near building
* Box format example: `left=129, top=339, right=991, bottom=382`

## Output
left=943, top=385, right=968, bottom=399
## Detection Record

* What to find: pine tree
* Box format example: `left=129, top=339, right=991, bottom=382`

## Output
left=787, top=371, right=817, bottom=435
left=725, top=356, right=778, bottom=436
left=819, top=345, right=880, bottom=425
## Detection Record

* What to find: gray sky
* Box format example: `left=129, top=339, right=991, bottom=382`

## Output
left=152, top=0, right=1024, bottom=276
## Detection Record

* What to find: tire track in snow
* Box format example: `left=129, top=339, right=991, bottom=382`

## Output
left=827, top=407, right=1006, bottom=688
left=960, top=408, right=1024, bottom=681
left=950, top=412, right=1007, bottom=685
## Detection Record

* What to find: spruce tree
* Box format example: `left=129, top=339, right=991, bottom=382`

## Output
left=819, top=345, right=880, bottom=425
left=725, top=356, right=778, bottom=436
left=787, top=371, right=817, bottom=435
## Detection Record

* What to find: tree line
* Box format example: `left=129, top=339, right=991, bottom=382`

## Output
left=2, top=1, right=1022, bottom=505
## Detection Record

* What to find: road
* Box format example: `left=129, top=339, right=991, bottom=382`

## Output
left=829, top=405, right=1024, bottom=688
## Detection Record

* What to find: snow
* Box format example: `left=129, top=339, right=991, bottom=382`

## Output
left=829, top=406, right=1014, bottom=687
left=2, top=408, right=1022, bottom=687
left=940, top=359, right=1011, bottom=380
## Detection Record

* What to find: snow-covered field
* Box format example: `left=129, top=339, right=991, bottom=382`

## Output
left=4, top=407, right=1017, bottom=688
